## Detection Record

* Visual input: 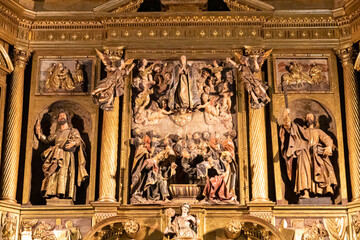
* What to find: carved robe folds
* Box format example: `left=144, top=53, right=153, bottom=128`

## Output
left=40, top=128, right=88, bottom=199
left=280, top=114, right=337, bottom=196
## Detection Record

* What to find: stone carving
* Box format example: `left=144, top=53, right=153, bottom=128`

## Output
left=38, top=59, right=93, bottom=94
left=164, top=204, right=200, bottom=240
left=353, top=214, right=360, bottom=239
left=279, top=109, right=337, bottom=199
left=1, top=213, right=16, bottom=240
left=33, top=221, right=56, bottom=240
left=225, top=219, right=242, bottom=239
left=227, top=49, right=272, bottom=109
left=130, top=129, right=237, bottom=204
left=301, top=221, right=329, bottom=240
left=124, top=220, right=140, bottom=238
left=92, top=49, right=135, bottom=111
left=46, top=62, right=75, bottom=91
left=275, top=58, right=330, bottom=92
left=35, top=110, right=88, bottom=201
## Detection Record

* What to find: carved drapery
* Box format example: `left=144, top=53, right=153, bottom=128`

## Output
left=335, top=46, right=360, bottom=202
left=0, top=48, right=31, bottom=203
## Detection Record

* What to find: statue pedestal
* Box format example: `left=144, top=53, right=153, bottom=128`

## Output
left=298, top=197, right=332, bottom=205
left=169, top=184, right=201, bottom=203
left=46, top=198, right=74, bottom=206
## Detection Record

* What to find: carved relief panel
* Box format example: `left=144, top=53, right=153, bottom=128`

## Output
left=129, top=56, right=239, bottom=205
left=36, top=57, right=96, bottom=95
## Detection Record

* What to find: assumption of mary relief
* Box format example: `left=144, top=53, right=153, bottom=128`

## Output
left=129, top=56, right=239, bottom=205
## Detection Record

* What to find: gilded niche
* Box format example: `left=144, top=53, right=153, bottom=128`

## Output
left=129, top=56, right=238, bottom=205
left=277, top=99, right=339, bottom=204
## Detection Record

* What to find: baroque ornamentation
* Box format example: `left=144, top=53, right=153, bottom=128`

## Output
left=1, top=213, right=16, bottom=240
left=301, top=221, right=329, bottom=240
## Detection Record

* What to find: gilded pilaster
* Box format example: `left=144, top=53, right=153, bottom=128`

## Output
left=335, top=46, right=360, bottom=202
left=0, top=48, right=31, bottom=203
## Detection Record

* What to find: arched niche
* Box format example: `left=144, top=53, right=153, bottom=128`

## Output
left=83, top=217, right=142, bottom=240
left=202, top=215, right=286, bottom=240
left=30, top=100, right=92, bottom=205
left=277, top=98, right=340, bottom=204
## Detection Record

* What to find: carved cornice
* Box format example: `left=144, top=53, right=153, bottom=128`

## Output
left=0, top=0, right=360, bottom=46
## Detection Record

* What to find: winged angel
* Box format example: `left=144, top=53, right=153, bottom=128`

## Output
left=92, top=49, right=135, bottom=111
left=227, top=49, right=272, bottom=109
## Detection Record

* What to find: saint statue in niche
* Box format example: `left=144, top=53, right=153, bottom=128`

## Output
left=279, top=109, right=337, bottom=199
left=35, top=110, right=88, bottom=201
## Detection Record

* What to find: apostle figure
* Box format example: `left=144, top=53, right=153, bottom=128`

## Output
left=35, top=110, right=88, bottom=200
left=168, top=55, right=200, bottom=111
left=279, top=109, right=337, bottom=199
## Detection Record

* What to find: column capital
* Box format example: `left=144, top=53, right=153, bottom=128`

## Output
left=13, top=48, right=31, bottom=67
left=335, top=46, right=354, bottom=66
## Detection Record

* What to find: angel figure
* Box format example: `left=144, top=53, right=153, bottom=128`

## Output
left=133, top=59, right=157, bottom=91
left=197, top=93, right=220, bottom=118
left=206, top=60, right=224, bottom=84
left=92, top=49, right=135, bottom=111
left=227, top=49, right=272, bottom=109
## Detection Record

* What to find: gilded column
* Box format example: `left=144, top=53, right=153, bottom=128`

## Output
left=97, top=49, right=123, bottom=202
left=249, top=106, right=270, bottom=202
left=336, top=46, right=360, bottom=202
left=246, top=48, right=270, bottom=202
left=0, top=48, right=31, bottom=203
left=98, top=98, right=119, bottom=202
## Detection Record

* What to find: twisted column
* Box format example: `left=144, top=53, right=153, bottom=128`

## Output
left=0, top=48, right=31, bottom=203
left=98, top=97, right=119, bottom=202
left=249, top=106, right=270, bottom=202
left=336, top=46, right=360, bottom=202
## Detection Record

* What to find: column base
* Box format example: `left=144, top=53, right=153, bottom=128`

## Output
left=97, top=196, right=117, bottom=202
left=249, top=197, right=272, bottom=204
left=0, top=198, right=18, bottom=205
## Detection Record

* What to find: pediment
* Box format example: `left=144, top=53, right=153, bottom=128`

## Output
left=224, top=0, right=274, bottom=11
left=93, top=0, right=144, bottom=13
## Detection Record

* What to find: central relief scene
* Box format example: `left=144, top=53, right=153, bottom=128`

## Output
left=130, top=56, right=238, bottom=205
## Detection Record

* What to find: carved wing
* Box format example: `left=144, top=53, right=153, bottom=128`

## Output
left=355, top=52, right=360, bottom=71
left=257, top=49, right=272, bottom=67
left=95, top=49, right=112, bottom=67
left=125, top=58, right=134, bottom=66
left=234, top=52, right=242, bottom=60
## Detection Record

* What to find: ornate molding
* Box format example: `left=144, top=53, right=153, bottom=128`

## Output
left=113, top=0, right=144, bottom=12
